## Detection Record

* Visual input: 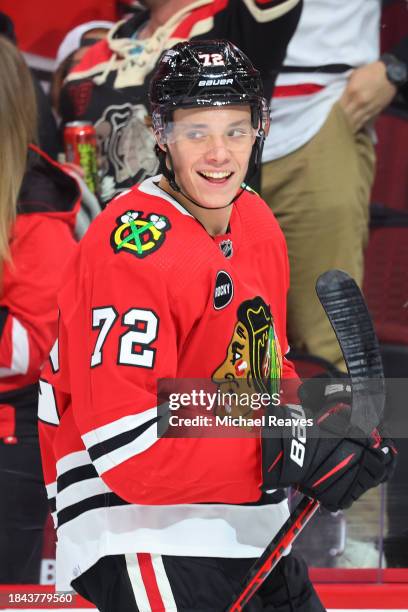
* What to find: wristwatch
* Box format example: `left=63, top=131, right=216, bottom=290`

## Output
left=380, top=53, right=408, bottom=88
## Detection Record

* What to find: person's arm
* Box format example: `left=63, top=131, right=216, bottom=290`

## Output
left=0, top=215, right=76, bottom=380
left=339, top=35, right=408, bottom=133
left=212, top=0, right=302, bottom=96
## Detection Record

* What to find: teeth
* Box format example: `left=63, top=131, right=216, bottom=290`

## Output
left=200, top=171, right=232, bottom=179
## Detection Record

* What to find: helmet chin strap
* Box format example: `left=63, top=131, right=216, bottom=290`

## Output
left=156, top=145, right=246, bottom=211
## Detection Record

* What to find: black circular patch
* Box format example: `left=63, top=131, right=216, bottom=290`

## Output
left=214, top=270, right=234, bottom=310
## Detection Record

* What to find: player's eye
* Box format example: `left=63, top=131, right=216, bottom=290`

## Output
left=185, top=130, right=206, bottom=140
left=231, top=341, right=244, bottom=365
left=227, top=127, right=251, bottom=138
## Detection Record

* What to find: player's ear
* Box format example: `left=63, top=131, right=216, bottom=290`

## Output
left=153, top=128, right=167, bottom=152
left=154, top=144, right=170, bottom=172
left=146, top=113, right=166, bottom=152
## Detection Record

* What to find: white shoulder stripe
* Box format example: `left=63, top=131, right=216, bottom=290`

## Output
left=81, top=407, right=158, bottom=448
left=92, top=421, right=158, bottom=475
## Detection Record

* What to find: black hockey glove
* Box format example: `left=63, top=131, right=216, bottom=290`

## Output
left=262, top=379, right=397, bottom=512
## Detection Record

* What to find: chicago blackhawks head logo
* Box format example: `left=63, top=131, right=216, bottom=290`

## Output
left=111, top=210, right=171, bottom=258
left=212, top=296, right=282, bottom=417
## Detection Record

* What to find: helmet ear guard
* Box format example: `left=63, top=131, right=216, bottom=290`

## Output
left=260, top=98, right=271, bottom=137
left=154, top=143, right=180, bottom=192
left=251, top=98, right=270, bottom=173
left=250, top=98, right=270, bottom=134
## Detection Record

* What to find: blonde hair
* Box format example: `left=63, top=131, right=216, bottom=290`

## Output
left=0, top=36, right=37, bottom=265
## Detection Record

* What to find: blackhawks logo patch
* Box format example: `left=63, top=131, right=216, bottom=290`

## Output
left=111, top=210, right=171, bottom=258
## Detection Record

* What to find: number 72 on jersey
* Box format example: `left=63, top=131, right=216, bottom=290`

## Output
left=90, top=306, right=159, bottom=369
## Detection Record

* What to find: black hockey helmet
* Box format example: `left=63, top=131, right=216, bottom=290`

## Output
left=149, top=39, right=269, bottom=157
left=150, top=39, right=269, bottom=129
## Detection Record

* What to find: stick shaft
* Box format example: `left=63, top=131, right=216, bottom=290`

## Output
left=227, top=497, right=319, bottom=611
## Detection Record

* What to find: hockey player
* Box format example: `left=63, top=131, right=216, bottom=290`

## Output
left=39, top=41, right=395, bottom=611
left=59, top=0, right=302, bottom=204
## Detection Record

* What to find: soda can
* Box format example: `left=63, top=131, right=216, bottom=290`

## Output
left=64, top=121, right=99, bottom=194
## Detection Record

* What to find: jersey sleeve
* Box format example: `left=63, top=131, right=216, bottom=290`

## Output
left=212, top=0, right=302, bottom=92
left=0, top=215, right=76, bottom=383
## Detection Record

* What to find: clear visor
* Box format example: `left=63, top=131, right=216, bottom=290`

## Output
left=155, top=119, right=259, bottom=153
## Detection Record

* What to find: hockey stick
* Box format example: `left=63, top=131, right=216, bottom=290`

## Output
left=315, top=269, right=385, bottom=432
left=227, top=269, right=385, bottom=611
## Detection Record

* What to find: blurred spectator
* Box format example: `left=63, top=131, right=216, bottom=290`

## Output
left=0, top=37, right=79, bottom=583
left=0, top=0, right=118, bottom=60
left=51, top=21, right=114, bottom=118
left=0, top=11, right=60, bottom=159
left=49, top=23, right=114, bottom=238
left=261, top=0, right=408, bottom=369
left=59, top=0, right=303, bottom=204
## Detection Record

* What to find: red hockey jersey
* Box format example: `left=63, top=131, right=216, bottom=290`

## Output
left=39, top=177, right=297, bottom=589
left=60, top=0, right=302, bottom=203
left=0, top=146, right=79, bottom=440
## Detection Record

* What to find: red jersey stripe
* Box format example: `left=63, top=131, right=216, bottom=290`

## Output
left=136, top=553, right=166, bottom=612
left=274, top=83, right=325, bottom=97
left=172, top=0, right=228, bottom=39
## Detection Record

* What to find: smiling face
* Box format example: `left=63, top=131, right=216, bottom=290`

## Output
left=159, top=105, right=256, bottom=210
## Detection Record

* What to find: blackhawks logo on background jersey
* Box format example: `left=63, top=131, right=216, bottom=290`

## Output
left=111, top=210, right=171, bottom=258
